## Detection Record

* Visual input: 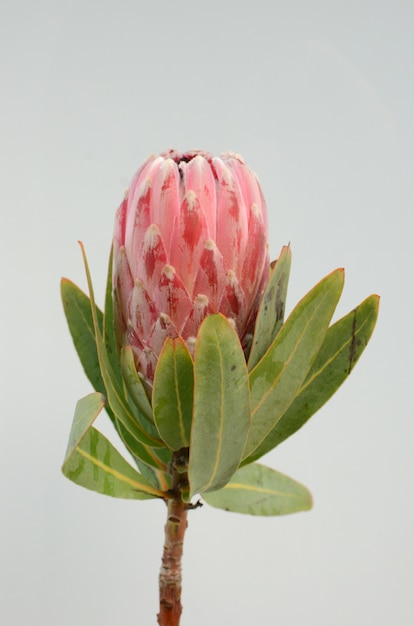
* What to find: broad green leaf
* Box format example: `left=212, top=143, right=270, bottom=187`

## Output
left=63, top=392, right=106, bottom=459
left=60, top=278, right=107, bottom=402
left=61, top=277, right=162, bottom=471
left=120, top=346, right=154, bottom=424
left=62, top=250, right=169, bottom=481
left=64, top=428, right=160, bottom=499
left=62, top=392, right=163, bottom=499
left=203, top=462, right=312, bottom=516
left=248, top=245, right=292, bottom=370
left=245, top=294, right=380, bottom=460
left=153, top=337, right=194, bottom=450
left=188, top=314, right=251, bottom=496
left=244, top=269, right=344, bottom=461
left=78, top=242, right=164, bottom=450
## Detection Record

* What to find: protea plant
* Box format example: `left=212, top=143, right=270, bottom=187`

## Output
left=61, top=149, right=379, bottom=626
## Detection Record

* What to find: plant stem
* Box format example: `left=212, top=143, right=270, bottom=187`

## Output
left=157, top=450, right=189, bottom=626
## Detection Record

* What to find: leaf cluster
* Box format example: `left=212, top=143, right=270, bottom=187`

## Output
left=61, top=245, right=379, bottom=516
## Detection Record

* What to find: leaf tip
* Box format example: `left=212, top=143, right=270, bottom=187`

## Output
left=60, top=277, right=71, bottom=295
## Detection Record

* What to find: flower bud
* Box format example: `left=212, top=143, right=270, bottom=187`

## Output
left=113, top=150, right=269, bottom=384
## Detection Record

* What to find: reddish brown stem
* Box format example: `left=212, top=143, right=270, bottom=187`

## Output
left=157, top=452, right=189, bottom=626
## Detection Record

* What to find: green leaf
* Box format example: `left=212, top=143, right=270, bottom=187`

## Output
left=120, top=346, right=154, bottom=424
left=203, top=462, right=312, bottom=516
left=64, top=428, right=163, bottom=499
left=78, top=242, right=164, bottom=450
left=119, top=348, right=171, bottom=479
left=62, top=246, right=168, bottom=476
left=188, top=314, right=251, bottom=496
left=60, top=278, right=107, bottom=400
left=248, top=294, right=380, bottom=457
left=114, top=419, right=171, bottom=475
left=60, top=276, right=162, bottom=471
left=244, top=268, right=344, bottom=463
left=248, top=245, right=292, bottom=370
left=118, top=348, right=171, bottom=476
left=62, top=393, right=163, bottom=499
left=153, top=337, right=194, bottom=450
left=102, top=246, right=122, bottom=379
left=63, top=392, right=106, bottom=459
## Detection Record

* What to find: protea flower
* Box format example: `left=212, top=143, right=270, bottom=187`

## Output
left=113, top=149, right=269, bottom=384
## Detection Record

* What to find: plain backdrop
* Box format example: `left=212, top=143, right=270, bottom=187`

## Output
left=1, top=1, right=413, bottom=625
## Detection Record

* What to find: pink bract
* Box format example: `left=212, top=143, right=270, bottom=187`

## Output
left=113, top=149, right=269, bottom=384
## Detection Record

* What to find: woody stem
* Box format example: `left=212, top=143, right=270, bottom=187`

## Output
left=157, top=450, right=189, bottom=626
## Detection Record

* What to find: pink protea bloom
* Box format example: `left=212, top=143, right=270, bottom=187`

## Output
left=113, top=149, right=269, bottom=384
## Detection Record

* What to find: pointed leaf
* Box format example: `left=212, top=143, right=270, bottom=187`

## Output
left=188, top=314, right=250, bottom=496
left=247, top=294, right=380, bottom=459
left=64, top=429, right=163, bottom=499
left=153, top=337, right=194, bottom=450
left=62, top=251, right=168, bottom=477
left=203, top=462, right=312, bottom=516
left=63, top=392, right=106, bottom=459
left=62, top=393, right=164, bottom=499
left=60, top=278, right=107, bottom=401
left=244, top=269, right=344, bottom=461
left=248, top=245, right=292, bottom=370
left=78, top=242, right=164, bottom=450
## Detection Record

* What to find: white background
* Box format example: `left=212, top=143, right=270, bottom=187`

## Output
left=1, top=1, right=413, bottom=624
